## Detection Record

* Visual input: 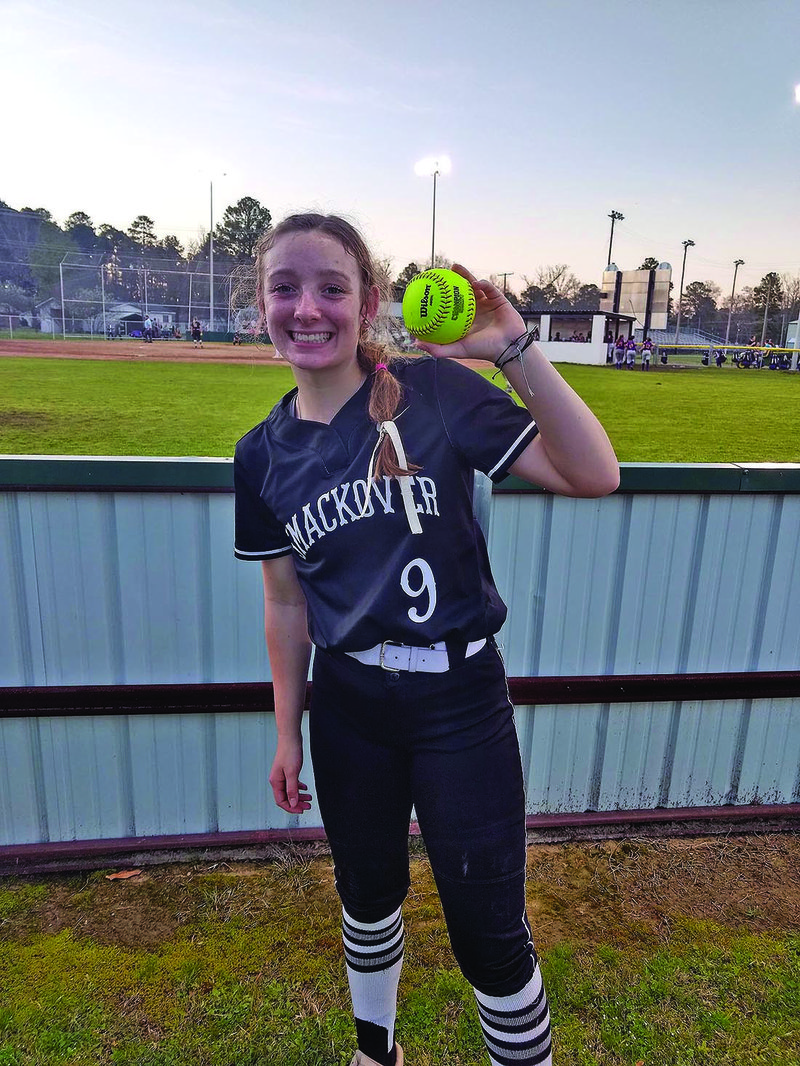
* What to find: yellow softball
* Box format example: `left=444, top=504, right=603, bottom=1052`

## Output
left=402, top=268, right=476, bottom=344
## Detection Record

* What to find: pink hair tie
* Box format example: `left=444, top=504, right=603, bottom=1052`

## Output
left=375, top=362, right=388, bottom=371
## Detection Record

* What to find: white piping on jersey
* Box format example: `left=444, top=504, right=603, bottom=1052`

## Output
left=235, top=544, right=290, bottom=557
left=360, top=419, right=423, bottom=535
left=487, top=422, right=537, bottom=480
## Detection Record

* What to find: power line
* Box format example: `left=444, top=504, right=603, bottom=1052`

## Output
left=613, top=221, right=799, bottom=279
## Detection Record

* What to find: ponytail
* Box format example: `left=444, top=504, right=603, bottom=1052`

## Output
left=357, top=337, right=419, bottom=480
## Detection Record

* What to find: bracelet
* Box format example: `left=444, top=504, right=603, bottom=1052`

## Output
left=492, top=331, right=536, bottom=395
left=493, top=331, right=535, bottom=368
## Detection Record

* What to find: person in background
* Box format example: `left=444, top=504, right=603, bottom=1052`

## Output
left=614, top=335, right=625, bottom=369
left=625, top=337, right=637, bottom=369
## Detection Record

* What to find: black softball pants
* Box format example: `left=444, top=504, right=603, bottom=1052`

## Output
left=309, top=639, right=536, bottom=997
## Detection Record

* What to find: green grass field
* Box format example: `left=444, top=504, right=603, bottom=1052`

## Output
left=1, top=841, right=798, bottom=1066
left=0, top=357, right=799, bottom=462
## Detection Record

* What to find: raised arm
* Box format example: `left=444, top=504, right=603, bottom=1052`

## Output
left=262, top=554, right=314, bottom=814
left=413, top=266, right=620, bottom=498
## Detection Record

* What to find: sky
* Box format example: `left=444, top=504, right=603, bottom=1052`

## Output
left=3, top=0, right=800, bottom=296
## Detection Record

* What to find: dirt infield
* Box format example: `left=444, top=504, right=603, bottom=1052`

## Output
left=0, top=337, right=281, bottom=365
left=0, top=337, right=488, bottom=371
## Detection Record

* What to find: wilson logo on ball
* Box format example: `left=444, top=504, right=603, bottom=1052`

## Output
left=402, top=268, right=475, bottom=346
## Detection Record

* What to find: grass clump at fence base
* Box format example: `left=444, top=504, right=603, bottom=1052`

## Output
left=0, top=837, right=798, bottom=1065
left=0, top=356, right=799, bottom=462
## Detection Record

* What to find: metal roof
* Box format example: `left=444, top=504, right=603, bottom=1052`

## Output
left=522, top=309, right=637, bottom=320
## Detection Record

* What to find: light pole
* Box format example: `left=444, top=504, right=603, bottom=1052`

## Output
left=787, top=89, right=800, bottom=365
left=59, top=255, right=66, bottom=339
left=673, top=239, right=695, bottom=349
left=209, top=181, right=216, bottom=332
left=207, top=173, right=227, bottom=333
left=760, top=276, right=773, bottom=345
left=414, top=156, right=451, bottom=268
left=724, top=259, right=744, bottom=346
left=607, top=210, right=624, bottom=267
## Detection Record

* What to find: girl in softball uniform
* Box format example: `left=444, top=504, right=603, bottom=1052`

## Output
left=234, top=213, right=619, bottom=1066
left=626, top=337, right=637, bottom=368
left=614, top=334, right=625, bottom=368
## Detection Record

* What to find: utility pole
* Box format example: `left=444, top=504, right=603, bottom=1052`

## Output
left=607, top=210, right=624, bottom=267
left=497, top=272, right=514, bottom=295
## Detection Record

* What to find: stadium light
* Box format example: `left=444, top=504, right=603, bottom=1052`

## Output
left=415, top=155, right=452, bottom=268
left=794, top=84, right=800, bottom=105
left=207, top=173, right=227, bottom=333
left=724, top=259, right=745, bottom=346
left=607, top=210, right=624, bottom=268
left=673, top=239, right=695, bottom=349
left=209, top=182, right=214, bottom=332
left=760, top=276, right=774, bottom=345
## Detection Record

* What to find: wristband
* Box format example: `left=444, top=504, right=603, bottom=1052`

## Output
left=492, top=331, right=536, bottom=395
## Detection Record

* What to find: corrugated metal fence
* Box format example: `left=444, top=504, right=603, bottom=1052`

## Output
left=1, top=458, right=799, bottom=868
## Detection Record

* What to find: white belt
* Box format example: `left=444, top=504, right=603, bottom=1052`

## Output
left=345, top=638, right=487, bottom=673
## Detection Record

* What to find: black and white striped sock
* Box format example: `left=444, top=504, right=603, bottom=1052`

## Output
left=474, top=959, right=552, bottom=1066
left=342, top=905, right=405, bottom=1065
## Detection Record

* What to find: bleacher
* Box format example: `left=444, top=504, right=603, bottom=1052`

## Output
left=384, top=316, right=414, bottom=352
left=636, top=326, right=725, bottom=347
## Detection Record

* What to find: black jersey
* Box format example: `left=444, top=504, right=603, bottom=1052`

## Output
left=234, top=356, right=537, bottom=651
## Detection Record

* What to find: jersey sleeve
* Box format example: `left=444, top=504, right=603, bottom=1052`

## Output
left=432, top=358, right=538, bottom=482
left=233, top=453, right=292, bottom=561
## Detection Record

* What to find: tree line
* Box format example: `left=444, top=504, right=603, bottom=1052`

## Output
left=667, top=271, right=800, bottom=344
left=2, top=197, right=798, bottom=343
left=0, top=197, right=272, bottom=322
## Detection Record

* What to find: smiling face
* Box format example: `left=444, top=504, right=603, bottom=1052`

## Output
left=261, top=230, right=377, bottom=377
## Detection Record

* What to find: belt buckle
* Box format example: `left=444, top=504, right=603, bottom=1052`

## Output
left=379, top=640, right=403, bottom=671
